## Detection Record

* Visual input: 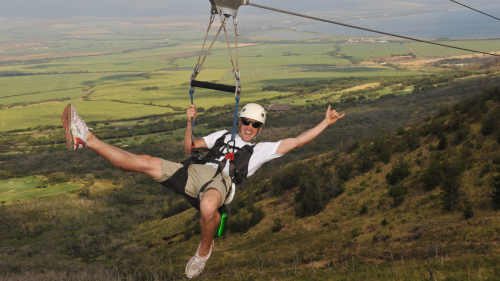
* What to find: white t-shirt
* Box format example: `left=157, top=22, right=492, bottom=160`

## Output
left=202, top=130, right=284, bottom=178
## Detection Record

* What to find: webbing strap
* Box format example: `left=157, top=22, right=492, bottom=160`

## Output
left=190, top=89, right=195, bottom=148
left=231, top=96, right=240, bottom=141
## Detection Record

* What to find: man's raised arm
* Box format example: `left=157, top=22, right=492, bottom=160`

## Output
left=276, top=105, right=345, bottom=155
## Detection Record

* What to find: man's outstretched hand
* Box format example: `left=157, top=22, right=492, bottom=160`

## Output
left=325, top=105, right=345, bottom=125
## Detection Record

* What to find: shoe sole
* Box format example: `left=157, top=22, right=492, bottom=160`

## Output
left=62, top=103, right=77, bottom=151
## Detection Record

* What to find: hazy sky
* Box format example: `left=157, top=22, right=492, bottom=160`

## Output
left=0, top=0, right=492, bottom=18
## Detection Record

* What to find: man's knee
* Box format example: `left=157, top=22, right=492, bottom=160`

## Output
left=137, top=155, right=162, bottom=178
left=200, top=189, right=222, bottom=221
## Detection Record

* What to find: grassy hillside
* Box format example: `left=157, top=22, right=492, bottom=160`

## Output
left=1, top=78, right=499, bottom=280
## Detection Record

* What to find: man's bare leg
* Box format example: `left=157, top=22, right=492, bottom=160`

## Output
left=86, top=132, right=162, bottom=179
left=198, top=188, right=222, bottom=256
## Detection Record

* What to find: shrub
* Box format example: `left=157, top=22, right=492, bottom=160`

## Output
left=397, top=126, right=405, bottom=136
left=336, top=159, right=353, bottom=182
left=359, top=204, right=368, bottom=215
left=295, top=177, right=331, bottom=218
left=481, top=108, right=500, bottom=136
left=386, top=157, right=411, bottom=185
left=420, top=159, right=442, bottom=191
left=271, top=162, right=307, bottom=196
left=163, top=200, right=191, bottom=219
left=463, top=200, right=474, bottom=220
left=388, top=184, right=407, bottom=207
left=271, top=218, right=283, bottom=233
left=407, top=130, right=421, bottom=151
left=492, top=175, right=500, bottom=210
left=228, top=206, right=265, bottom=234
left=47, top=172, right=68, bottom=185
left=440, top=158, right=465, bottom=212
left=437, top=133, right=447, bottom=150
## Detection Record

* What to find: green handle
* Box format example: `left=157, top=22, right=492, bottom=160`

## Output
left=217, top=213, right=228, bottom=237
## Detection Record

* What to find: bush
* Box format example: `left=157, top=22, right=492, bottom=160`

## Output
left=440, top=158, right=465, bottom=212
left=359, top=204, right=368, bottom=215
left=336, top=159, right=353, bottom=182
left=397, top=126, right=405, bottom=136
left=163, top=200, right=192, bottom=219
left=480, top=108, right=500, bottom=136
left=228, top=206, right=265, bottom=234
left=386, top=157, right=411, bottom=185
left=463, top=200, right=474, bottom=220
left=47, top=172, right=68, bottom=185
left=407, top=130, right=421, bottom=151
left=492, top=175, right=500, bottom=210
left=271, top=162, right=307, bottom=196
left=388, top=184, right=407, bottom=207
left=437, top=133, right=447, bottom=150
left=421, top=159, right=442, bottom=191
left=295, top=177, right=331, bottom=218
left=271, top=218, right=283, bottom=233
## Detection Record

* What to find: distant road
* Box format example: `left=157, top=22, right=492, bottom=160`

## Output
left=402, top=43, right=418, bottom=58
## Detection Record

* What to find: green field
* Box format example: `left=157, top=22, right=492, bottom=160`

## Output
left=0, top=67, right=424, bottom=131
left=0, top=73, right=148, bottom=105
left=407, top=39, right=500, bottom=57
left=339, top=42, right=410, bottom=59
left=0, top=177, right=82, bottom=202
left=1, top=19, right=498, bottom=133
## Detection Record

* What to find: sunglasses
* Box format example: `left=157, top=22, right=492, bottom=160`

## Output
left=240, top=117, right=263, bottom=129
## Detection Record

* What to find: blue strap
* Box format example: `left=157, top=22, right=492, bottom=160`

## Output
left=231, top=96, right=240, bottom=141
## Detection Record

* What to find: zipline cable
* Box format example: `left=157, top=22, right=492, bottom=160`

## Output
left=449, top=0, right=500, bottom=22
left=247, top=2, right=500, bottom=58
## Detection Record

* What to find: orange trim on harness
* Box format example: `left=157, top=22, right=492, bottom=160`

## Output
left=224, top=152, right=234, bottom=161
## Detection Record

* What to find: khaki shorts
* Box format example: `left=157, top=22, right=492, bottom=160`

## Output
left=154, top=159, right=231, bottom=207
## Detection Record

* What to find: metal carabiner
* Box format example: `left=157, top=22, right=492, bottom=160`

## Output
left=233, top=71, right=241, bottom=99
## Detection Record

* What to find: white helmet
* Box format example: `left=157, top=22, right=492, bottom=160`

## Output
left=239, top=103, right=266, bottom=124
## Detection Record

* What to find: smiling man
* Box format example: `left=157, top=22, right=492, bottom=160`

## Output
left=62, top=102, right=344, bottom=278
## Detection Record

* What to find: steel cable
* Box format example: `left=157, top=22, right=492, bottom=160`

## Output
left=247, top=2, right=500, bottom=58
left=450, top=0, right=500, bottom=21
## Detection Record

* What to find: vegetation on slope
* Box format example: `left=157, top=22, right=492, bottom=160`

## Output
left=1, top=77, right=500, bottom=279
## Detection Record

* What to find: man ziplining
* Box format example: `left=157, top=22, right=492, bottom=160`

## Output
left=62, top=102, right=344, bottom=278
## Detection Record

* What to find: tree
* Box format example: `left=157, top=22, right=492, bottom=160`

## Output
left=389, top=184, right=407, bottom=207
left=421, top=159, right=442, bottom=191
left=437, top=133, right=447, bottom=150
left=440, top=159, right=465, bottom=212
left=492, top=175, right=500, bottom=210
left=407, top=130, right=421, bottom=151
left=271, top=218, right=283, bottom=233
left=386, top=157, right=411, bottom=185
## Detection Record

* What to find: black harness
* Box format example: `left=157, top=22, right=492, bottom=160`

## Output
left=159, top=132, right=254, bottom=213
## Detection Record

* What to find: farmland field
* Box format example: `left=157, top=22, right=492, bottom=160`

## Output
left=0, top=67, right=426, bottom=131
left=407, top=39, right=500, bottom=57
left=338, top=42, right=410, bottom=59
left=0, top=73, right=147, bottom=105
left=0, top=19, right=499, bottom=133
left=0, top=176, right=82, bottom=202
left=0, top=183, right=82, bottom=202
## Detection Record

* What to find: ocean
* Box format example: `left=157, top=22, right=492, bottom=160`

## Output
left=296, top=4, right=500, bottom=39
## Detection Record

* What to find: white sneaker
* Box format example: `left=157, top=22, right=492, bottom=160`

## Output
left=62, top=103, right=90, bottom=151
left=185, top=240, right=214, bottom=278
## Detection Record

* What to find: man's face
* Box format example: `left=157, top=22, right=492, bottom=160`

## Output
left=239, top=118, right=263, bottom=142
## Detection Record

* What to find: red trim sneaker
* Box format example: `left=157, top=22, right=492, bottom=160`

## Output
left=185, top=240, right=214, bottom=278
left=62, top=103, right=90, bottom=151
